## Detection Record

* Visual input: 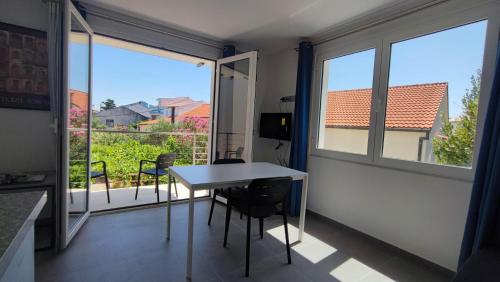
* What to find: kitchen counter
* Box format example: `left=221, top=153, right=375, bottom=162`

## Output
left=0, top=191, right=46, bottom=281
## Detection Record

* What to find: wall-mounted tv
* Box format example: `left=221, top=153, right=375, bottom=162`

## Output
left=259, top=113, right=292, bottom=141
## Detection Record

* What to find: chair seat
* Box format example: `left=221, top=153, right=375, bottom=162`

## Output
left=454, top=246, right=500, bottom=282
left=91, top=171, right=105, bottom=178
left=141, top=168, right=168, bottom=176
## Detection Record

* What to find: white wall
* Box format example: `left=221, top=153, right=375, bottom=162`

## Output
left=308, top=156, right=471, bottom=270
left=322, top=128, right=369, bottom=155
left=382, top=130, right=428, bottom=161
left=252, top=48, right=297, bottom=164
left=0, top=0, right=55, bottom=172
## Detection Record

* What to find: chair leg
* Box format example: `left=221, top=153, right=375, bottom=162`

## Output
left=135, top=172, right=141, bottom=200
left=259, top=218, right=264, bottom=239
left=155, top=174, right=160, bottom=203
left=104, top=174, right=110, bottom=204
left=208, top=191, right=217, bottom=226
left=283, top=211, right=291, bottom=264
left=223, top=198, right=232, bottom=247
left=173, top=177, right=178, bottom=198
left=69, top=189, right=74, bottom=204
left=245, top=213, right=251, bottom=277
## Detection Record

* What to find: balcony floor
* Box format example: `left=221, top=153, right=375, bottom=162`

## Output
left=69, top=182, right=209, bottom=212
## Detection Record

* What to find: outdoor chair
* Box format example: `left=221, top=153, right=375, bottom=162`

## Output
left=225, top=147, right=244, bottom=159
left=135, top=153, right=178, bottom=203
left=223, top=177, right=293, bottom=277
left=207, top=158, right=245, bottom=226
left=91, top=161, right=111, bottom=204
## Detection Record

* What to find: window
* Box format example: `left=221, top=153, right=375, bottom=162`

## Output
left=381, top=21, right=487, bottom=168
left=312, top=8, right=496, bottom=178
left=317, top=49, right=376, bottom=155
left=105, top=119, right=114, bottom=128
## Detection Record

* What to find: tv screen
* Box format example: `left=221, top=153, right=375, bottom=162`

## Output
left=259, top=113, right=292, bottom=141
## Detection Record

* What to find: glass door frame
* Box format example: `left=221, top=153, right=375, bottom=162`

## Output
left=210, top=51, right=258, bottom=163
left=61, top=1, right=93, bottom=248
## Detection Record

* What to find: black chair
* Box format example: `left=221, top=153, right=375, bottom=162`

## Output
left=224, top=177, right=293, bottom=277
left=207, top=158, right=245, bottom=226
left=135, top=153, right=178, bottom=203
left=91, top=161, right=111, bottom=204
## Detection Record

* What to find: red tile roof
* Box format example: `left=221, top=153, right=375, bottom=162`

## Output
left=69, top=89, right=88, bottom=110
left=326, top=82, right=447, bottom=129
left=178, top=103, right=210, bottom=119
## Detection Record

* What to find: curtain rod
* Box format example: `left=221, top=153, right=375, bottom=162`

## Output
left=82, top=7, right=224, bottom=50
left=311, top=0, right=449, bottom=47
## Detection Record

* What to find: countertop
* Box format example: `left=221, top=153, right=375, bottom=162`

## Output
left=0, top=191, right=46, bottom=276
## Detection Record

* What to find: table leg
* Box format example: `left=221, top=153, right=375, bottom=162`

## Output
left=186, top=188, right=195, bottom=280
left=298, top=174, right=308, bottom=242
left=167, top=172, right=172, bottom=240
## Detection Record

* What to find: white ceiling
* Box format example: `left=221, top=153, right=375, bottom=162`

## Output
left=83, top=0, right=400, bottom=49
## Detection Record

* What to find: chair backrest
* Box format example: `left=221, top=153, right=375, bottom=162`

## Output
left=247, top=177, right=292, bottom=208
left=156, top=153, right=176, bottom=169
left=213, top=158, right=245, bottom=165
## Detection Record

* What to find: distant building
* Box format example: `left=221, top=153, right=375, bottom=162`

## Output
left=320, top=82, right=448, bottom=162
left=138, top=103, right=210, bottom=132
left=94, top=101, right=152, bottom=129
left=156, top=97, right=205, bottom=117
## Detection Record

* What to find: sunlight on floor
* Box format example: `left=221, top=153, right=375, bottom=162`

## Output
left=266, top=224, right=337, bottom=264
left=329, top=258, right=395, bottom=282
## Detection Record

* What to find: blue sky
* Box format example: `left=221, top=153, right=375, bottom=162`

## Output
left=70, top=43, right=213, bottom=108
left=327, top=20, right=487, bottom=118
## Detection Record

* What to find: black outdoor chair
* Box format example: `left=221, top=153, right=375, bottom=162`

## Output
left=91, top=161, right=111, bottom=204
left=224, top=177, right=293, bottom=277
left=135, top=153, right=178, bottom=203
left=207, top=158, right=245, bottom=226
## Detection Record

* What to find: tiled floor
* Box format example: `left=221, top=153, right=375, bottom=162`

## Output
left=36, top=200, right=453, bottom=282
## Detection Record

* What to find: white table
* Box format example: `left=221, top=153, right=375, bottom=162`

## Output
left=166, top=162, right=308, bottom=280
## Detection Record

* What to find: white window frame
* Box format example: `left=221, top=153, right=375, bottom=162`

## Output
left=311, top=39, right=382, bottom=164
left=310, top=0, right=500, bottom=181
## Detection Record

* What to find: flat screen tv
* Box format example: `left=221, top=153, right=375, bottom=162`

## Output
left=259, top=113, right=292, bottom=141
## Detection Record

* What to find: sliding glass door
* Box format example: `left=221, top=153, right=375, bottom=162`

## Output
left=212, top=51, right=257, bottom=162
left=61, top=1, right=93, bottom=247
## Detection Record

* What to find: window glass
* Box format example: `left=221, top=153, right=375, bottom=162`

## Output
left=382, top=21, right=488, bottom=167
left=317, top=49, right=376, bottom=155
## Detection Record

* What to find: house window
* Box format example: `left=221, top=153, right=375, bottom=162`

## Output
left=317, top=49, right=376, bottom=155
left=381, top=21, right=488, bottom=168
left=105, top=119, right=114, bottom=128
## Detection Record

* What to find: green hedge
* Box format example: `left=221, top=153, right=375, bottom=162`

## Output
left=90, top=132, right=207, bottom=187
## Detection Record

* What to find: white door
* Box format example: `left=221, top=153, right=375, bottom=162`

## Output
left=61, top=1, right=93, bottom=247
left=211, top=51, right=257, bottom=162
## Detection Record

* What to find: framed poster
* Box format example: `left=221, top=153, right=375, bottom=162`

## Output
left=0, top=22, right=49, bottom=111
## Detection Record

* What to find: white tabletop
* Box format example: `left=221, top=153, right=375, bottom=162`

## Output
left=169, top=162, right=307, bottom=190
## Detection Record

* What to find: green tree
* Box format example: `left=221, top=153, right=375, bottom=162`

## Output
left=433, top=70, right=481, bottom=166
left=100, top=99, right=116, bottom=110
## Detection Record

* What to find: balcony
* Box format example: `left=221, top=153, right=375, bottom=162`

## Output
left=69, top=129, right=210, bottom=212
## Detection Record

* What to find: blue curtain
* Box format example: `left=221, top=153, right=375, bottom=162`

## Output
left=289, top=42, right=313, bottom=216
left=223, top=45, right=235, bottom=58
left=458, top=39, right=500, bottom=268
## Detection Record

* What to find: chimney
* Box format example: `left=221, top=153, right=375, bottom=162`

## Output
left=171, top=106, right=176, bottom=123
